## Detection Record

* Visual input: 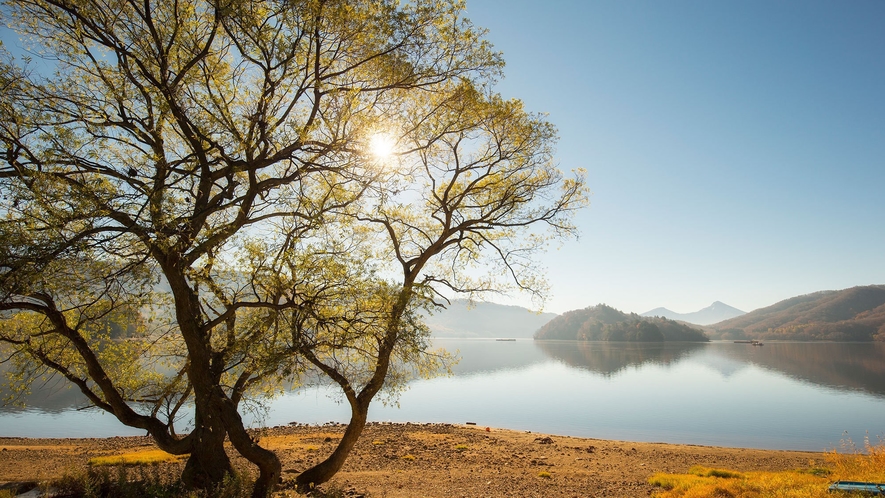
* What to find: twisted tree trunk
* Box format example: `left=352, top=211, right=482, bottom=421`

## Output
left=180, top=405, right=233, bottom=490
left=295, top=286, right=413, bottom=492
left=217, top=395, right=281, bottom=498
left=295, top=402, right=369, bottom=492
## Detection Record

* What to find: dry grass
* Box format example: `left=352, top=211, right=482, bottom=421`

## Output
left=649, top=438, right=885, bottom=498
left=649, top=466, right=829, bottom=497
left=88, top=449, right=184, bottom=467
left=827, top=436, right=885, bottom=482
left=257, top=433, right=340, bottom=451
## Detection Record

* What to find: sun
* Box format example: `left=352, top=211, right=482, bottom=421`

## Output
left=368, top=133, right=396, bottom=160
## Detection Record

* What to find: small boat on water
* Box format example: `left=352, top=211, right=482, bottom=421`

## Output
left=734, top=340, right=764, bottom=346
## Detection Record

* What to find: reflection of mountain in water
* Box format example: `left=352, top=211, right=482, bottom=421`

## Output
left=7, top=341, right=885, bottom=415
left=535, top=341, right=706, bottom=377
left=0, top=372, right=91, bottom=414
left=715, top=342, right=885, bottom=398
left=536, top=341, right=885, bottom=398
left=692, top=352, right=748, bottom=378
left=437, top=339, right=548, bottom=376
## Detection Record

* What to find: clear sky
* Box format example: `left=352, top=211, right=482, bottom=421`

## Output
left=2, top=1, right=883, bottom=316
left=463, top=0, right=885, bottom=315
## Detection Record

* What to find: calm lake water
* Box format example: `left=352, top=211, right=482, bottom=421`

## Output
left=2, top=340, right=884, bottom=452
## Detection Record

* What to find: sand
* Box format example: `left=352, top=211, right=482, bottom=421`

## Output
left=0, top=423, right=828, bottom=497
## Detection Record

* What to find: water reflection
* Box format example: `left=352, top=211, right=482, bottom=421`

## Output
left=535, top=340, right=706, bottom=377
left=713, top=342, right=885, bottom=398
left=6, top=341, right=885, bottom=414
left=3, top=338, right=885, bottom=449
left=0, top=370, right=90, bottom=414
left=437, top=338, right=547, bottom=375
left=531, top=340, right=885, bottom=400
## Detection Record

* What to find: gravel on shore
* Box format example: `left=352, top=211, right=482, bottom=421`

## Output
left=0, top=422, right=828, bottom=497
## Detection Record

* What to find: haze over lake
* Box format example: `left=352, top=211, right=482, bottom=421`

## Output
left=2, top=339, right=884, bottom=452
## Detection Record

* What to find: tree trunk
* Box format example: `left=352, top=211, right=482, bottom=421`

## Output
left=295, top=403, right=369, bottom=492
left=161, top=266, right=235, bottom=490
left=180, top=406, right=233, bottom=490
left=216, top=396, right=281, bottom=498
left=295, top=286, right=413, bottom=492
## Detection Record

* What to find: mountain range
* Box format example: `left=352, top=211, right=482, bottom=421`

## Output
left=708, top=285, right=885, bottom=341
left=641, top=301, right=746, bottom=326
left=425, top=285, right=885, bottom=342
left=423, top=299, right=558, bottom=338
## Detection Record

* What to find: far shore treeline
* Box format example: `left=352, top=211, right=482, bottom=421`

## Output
left=534, top=304, right=709, bottom=342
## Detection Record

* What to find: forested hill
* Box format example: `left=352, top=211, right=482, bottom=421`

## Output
left=534, top=304, right=709, bottom=342
left=709, top=285, right=885, bottom=341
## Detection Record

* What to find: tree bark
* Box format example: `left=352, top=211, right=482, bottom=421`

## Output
left=164, top=266, right=236, bottom=491
left=216, top=394, right=281, bottom=498
left=180, top=403, right=233, bottom=490
left=295, top=403, right=369, bottom=492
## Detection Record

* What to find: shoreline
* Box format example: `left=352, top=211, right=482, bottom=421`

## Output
left=0, top=422, right=830, bottom=497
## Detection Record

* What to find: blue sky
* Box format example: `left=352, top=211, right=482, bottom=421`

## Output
left=464, top=0, right=885, bottom=314
left=2, top=2, right=883, bottom=316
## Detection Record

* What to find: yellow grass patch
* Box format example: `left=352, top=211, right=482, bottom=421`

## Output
left=258, top=432, right=341, bottom=449
left=649, top=466, right=830, bottom=497
left=88, top=449, right=184, bottom=467
left=255, top=434, right=339, bottom=451
left=650, top=439, right=885, bottom=497
left=827, top=438, right=885, bottom=483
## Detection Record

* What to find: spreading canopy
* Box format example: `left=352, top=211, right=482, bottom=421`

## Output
left=0, top=0, right=586, bottom=494
left=1, top=0, right=504, bottom=494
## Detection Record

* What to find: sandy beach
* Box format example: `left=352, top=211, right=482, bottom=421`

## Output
left=0, top=422, right=830, bottom=497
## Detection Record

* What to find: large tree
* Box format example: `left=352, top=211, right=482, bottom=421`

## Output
left=0, top=0, right=500, bottom=495
left=288, top=80, right=588, bottom=489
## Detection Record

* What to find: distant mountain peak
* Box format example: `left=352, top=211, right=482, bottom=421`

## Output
left=641, top=301, right=745, bottom=326
left=643, top=306, right=674, bottom=316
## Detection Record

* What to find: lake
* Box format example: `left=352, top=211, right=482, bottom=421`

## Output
left=2, top=340, right=884, bottom=452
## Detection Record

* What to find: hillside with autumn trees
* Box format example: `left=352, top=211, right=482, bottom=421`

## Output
left=709, top=285, right=885, bottom=341
left=533, top=304, right=709, bottom=342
